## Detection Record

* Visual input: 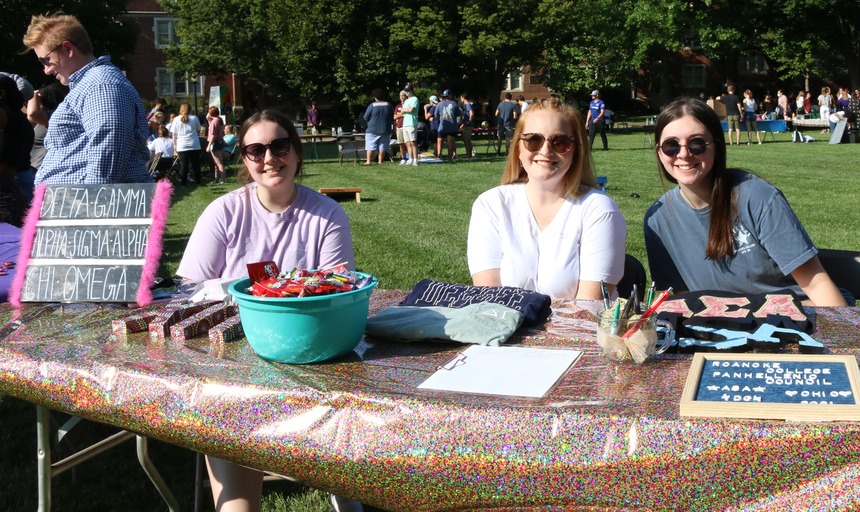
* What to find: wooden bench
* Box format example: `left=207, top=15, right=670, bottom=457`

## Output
left=318, top=187, right=362, bottom=203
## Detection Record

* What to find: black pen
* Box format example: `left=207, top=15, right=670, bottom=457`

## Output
left=632, top=284, right=640, bottom=313
left=600, top=281, right=611, bottom=309
left=619, top=289, right=636, bottom=321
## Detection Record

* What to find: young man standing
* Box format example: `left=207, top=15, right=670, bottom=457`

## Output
left=401, top=85, right=420, bottom=166
left=495, top=92, right=518, bottom=155
left=435, top=90, right=462, bottom=161
left=719, top=84, right=743, bottom=146
left=23, top=14, right=151, bottom=184
left=362, top=89, right=394, bottom=165
left=585, top=90, right=608, bottom=151
left=460, top=92, right=475, bottom=158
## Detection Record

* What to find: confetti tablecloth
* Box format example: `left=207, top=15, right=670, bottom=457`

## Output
left=2, top=293, right=860, bottom=511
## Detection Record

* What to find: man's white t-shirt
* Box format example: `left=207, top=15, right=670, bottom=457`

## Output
left=467, top=183, right=626, bottom=299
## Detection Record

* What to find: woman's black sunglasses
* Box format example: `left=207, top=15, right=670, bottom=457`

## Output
left=658, top=137, right=711, bottom=157
left=241, top=137, right=292, bottom=162
left=519, top=133, right=575, bottom=154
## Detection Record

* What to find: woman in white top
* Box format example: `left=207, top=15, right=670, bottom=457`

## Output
left=467, top=97, right=626, bottom=300
left=147, top=126, right=174, bottom=158
left=742, top=89, right=762, bottom=145
left=168, top=103, right=202, bottom=185
left=795, top=90, right=807, bottom=117
left=818, top=86, right=832, bottom=130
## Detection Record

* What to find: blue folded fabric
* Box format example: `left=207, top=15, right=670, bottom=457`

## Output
left=399, top=279, right=552, bottom=326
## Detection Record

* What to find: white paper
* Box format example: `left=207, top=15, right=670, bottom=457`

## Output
left=418, top=345, right=582, bottom=398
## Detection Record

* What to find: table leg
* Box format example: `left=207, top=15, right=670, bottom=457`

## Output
left=136, top=436, right=180, bottom=512
left=36, top=405, right=51, bottom=512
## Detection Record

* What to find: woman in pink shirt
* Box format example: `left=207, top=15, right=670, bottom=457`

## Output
left=177, top=109, right=356, bottom=510
left=207, top=106, right=226, bottom=184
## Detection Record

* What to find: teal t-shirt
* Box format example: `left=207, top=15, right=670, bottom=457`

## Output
left=403, top=96, right=419, bottom=128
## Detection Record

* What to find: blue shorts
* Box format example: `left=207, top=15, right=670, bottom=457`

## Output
left=743, top=112, right=757, bottom=122
left=365, top=133, right=390, bottom=151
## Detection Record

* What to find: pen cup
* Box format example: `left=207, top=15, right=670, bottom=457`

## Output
left=595, top=309, right=674, bottom=364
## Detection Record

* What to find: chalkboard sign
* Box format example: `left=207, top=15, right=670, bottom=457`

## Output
left=10, top=182, right=173, bottom=305
left=680, top=353, right=860, bottom=421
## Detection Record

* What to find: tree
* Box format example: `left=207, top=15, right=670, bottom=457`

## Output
left=0, top=0, right=138, bottom=89
left=756, top=0, right=860, bottom=90
left=536, top=0, right=640, bottom=98
left=456, top=0, right=545, bottom=112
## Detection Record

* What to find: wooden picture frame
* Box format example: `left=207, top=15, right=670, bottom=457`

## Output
left=680, top=353, right=860, bottom=421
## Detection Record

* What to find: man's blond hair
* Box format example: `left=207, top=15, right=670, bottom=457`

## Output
left=23, top=14, right=93, bottom=55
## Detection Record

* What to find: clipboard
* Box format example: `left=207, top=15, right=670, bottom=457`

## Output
left=418, top=345, right=582, bottom=398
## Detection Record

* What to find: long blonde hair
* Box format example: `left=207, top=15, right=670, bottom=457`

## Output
left=179, top=103, right=190, bottom=123
left=501, top=97, right=596, bottom=198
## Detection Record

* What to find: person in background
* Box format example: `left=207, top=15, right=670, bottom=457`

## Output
left=0, top=75, right=34, bottom=226
left=27, top=83, right=68, bottom=175
left=585, top=89, right=608, bottom=151
left=146, top=126, right=174, bottom=179
left=494, top=92, right=519, bottom=155
left=837, top=87, right=850, bottom=111
left=435, top=89, right=462, bottom=162
left=818, top=86, right=832, bottom=128
left=147, top=97, right=167, bottom=122
left=306, top=100, right=321, bottom=135
left=362, top=88, right=394, bottom=166
left=207, top=106, right=226, bottom=183
left=718, top=84, right=743, bottom=146
left=401, top=84, right=420, bottom=166
left=22, top=14, right=151, bottom=184
left=776, top=89, right=789, bottom=120
left=393, top=90, right=409, bottom=164
left=643, top=97, right=848, bottom=306
left=846, top=89, right=860, bottom=130
left=424, top=95, right=439, bottom=157
left=761, top=93, right=776, bottom=120
left=177, top=109, right=356, bottom=512
left=468, top=97, right=626, bottom=300
left=795, top=90, right=807, bottom=117
left=742, top=89, right=762, bottom=145
left=460, top=92, right=475, bottom=158
left=148, top=126, right=174, bottom=158
left=517, top=94, right=529, bottom=114
left=222, top=124, right=238, bottom=160
left=169, top=103, right=202, bottom=185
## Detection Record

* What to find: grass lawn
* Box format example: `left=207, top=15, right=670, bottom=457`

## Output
left=1, top=130, right=858, bottom=511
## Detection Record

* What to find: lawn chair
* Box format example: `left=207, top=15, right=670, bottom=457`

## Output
left=148, top=152, right=180, bottom=183
left=337, top=134, right=362, bottom=165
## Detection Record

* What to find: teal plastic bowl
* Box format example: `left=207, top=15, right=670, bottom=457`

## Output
left=228, top=274, right=378, bottom=364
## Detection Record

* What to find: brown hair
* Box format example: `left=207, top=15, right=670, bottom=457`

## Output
left=208, top=106, right=220, bottom=117
left=501, top=97, right=596, bottom=198
left=654, top=97, right=735, bottom=260
left=237, top=109, right=304, bottom=183
left=23, top=14, right=93, bottom=55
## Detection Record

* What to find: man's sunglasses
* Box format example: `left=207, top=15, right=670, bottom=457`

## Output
left=37, top=47, right=61, bottom=66
left=241, top=137, right=292, bottom=162
left=519, top=133, right=575, bottom=154
left=658, top=137, right=711, bottom=157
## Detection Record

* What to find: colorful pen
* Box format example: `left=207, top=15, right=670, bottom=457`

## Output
left=645, top=281, right=655, bottom=307
left=610, top=302, right=621, bottom=335
left=621, top=287, right=672, bottom=339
